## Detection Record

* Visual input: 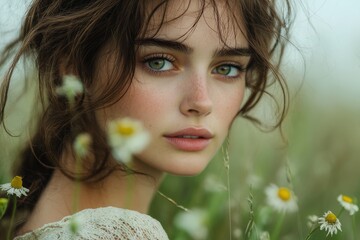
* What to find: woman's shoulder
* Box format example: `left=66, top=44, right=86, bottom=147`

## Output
left=15, top=206, right=169, bottom=240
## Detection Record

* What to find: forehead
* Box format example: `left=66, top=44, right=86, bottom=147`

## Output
left=143, top=0, right=248, bottom=48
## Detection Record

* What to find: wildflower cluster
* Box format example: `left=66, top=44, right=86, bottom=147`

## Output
left=243, top=182, right=359, bottom=239
left=55, top=75, right=150, bottom=164
left=0, top=75, right=151, bottom=239
left=305, top=194, right=358, bottom=238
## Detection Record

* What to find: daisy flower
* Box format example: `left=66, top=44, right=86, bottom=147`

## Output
left=56, top=75, right=84, bottom=103
left=318, top=211, right=342, bottom=236
left=337, top=194, right=359, bottom=215
left=265, top=184, right=298, bottom=213
left=0, top=198, right=9, bottom=220
left=174, top=209, right=208, bottom=240
left=107, top=117, right=150, bottom=164
left=73, top=133, right=92, bottom=158
left=0, top=176, right=29, bottom=198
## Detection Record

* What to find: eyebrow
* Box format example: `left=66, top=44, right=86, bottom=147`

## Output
left=214, top=48, right=252, bottom=57
left=136, top=37, right=251, bottom=57
left=136, top=38, right=192, bottom=53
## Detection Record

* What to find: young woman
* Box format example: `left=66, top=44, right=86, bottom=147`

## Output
left=0, top=0, right=292, bottom=238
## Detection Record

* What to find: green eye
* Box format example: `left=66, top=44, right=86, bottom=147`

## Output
left=148, top=59, right=165, bottom=70
left=216, top=65, right=231, bottom=75
left=212, top=64, right=242, bottom=77
left=145, top=58, right=174, bottom=72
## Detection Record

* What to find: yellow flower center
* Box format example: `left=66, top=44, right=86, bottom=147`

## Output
left=277, top=187, right=291, bottom=201
left=325, top=212, right=337, bottom=224
left=342, top=195, right=353, bottom=203
left=10, top=176, right=23, bottom=189
left=116, top=123, right=135, bottom=136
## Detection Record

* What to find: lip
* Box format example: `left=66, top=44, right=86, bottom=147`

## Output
left=163, top=128, right=213, bottom=151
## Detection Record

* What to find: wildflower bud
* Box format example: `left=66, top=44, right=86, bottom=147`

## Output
left=0, top=198, right=9, bottom=220
left=73, top=133, right=92, bottom=158
left=307, top=215, right=318, bottom=228
left=56, top=75, right=84, bottom=104
left=69, top=217, right=79, bottom=234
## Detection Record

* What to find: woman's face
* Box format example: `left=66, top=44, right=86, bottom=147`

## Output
left=100, top=1, right=250, bottom=177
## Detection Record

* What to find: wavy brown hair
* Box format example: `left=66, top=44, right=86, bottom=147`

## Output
left=0, top=0, right=293, bottom=218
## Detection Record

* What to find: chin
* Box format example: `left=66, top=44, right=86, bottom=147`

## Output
left=161, top=157, right=211, bottom=176
left=134, top=149, right=216, bottom=177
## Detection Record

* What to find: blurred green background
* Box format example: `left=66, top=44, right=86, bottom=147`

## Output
left=1, top=0, right=360, bottom=239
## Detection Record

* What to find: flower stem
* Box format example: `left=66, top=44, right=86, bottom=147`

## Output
left=336, top=207, right=344, bottom=217
left=271, top=211, right=286, bottom=240
left=72, top=155, right=82, bottom=213
left=352, top=215, right=357, bottom=240
left=305, top=226, right=319, bottom=240
left=157, top=191, right=189, bottom=212
left=126, top=173, right=134, bottom=209
left=7, top=196, right=17, bottom=240
left=123, top=163, right=136, bottom=210
left=221, top=139, right=232, bottom=240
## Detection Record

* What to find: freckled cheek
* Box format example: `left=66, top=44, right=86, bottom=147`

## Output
left=122, top=86, right=169, bottom=124
left=216, top=89, right=244, bottom=128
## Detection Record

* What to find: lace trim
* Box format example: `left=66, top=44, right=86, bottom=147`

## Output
left=15, top=207, right=169, bottom=240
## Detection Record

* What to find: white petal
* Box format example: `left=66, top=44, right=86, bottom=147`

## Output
left=14, top=189, right=22, bottom=198
left=0, top=183, right=11, bottom=191
left=112, top=149, right=132, bottom=164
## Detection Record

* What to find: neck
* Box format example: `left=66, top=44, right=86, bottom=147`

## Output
left=61, top=157, right=164, bottom=214
left=62, top=151, right=164, bottom=214
left=20, top=157, right=163, bottom=234
left=74, top=170, right=161, bottom=213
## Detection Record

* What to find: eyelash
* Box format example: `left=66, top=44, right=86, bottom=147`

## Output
left=141, top=54, right=246, bottom=78
left=212, top=62, right=246, bottom=79
left=142, top=54, right=176, bottom=74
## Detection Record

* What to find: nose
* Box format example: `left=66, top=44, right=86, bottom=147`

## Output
left=179, top=73, right=213, bottom=117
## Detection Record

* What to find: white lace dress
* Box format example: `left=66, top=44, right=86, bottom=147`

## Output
left=14, top=207, right=169, bottom=240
